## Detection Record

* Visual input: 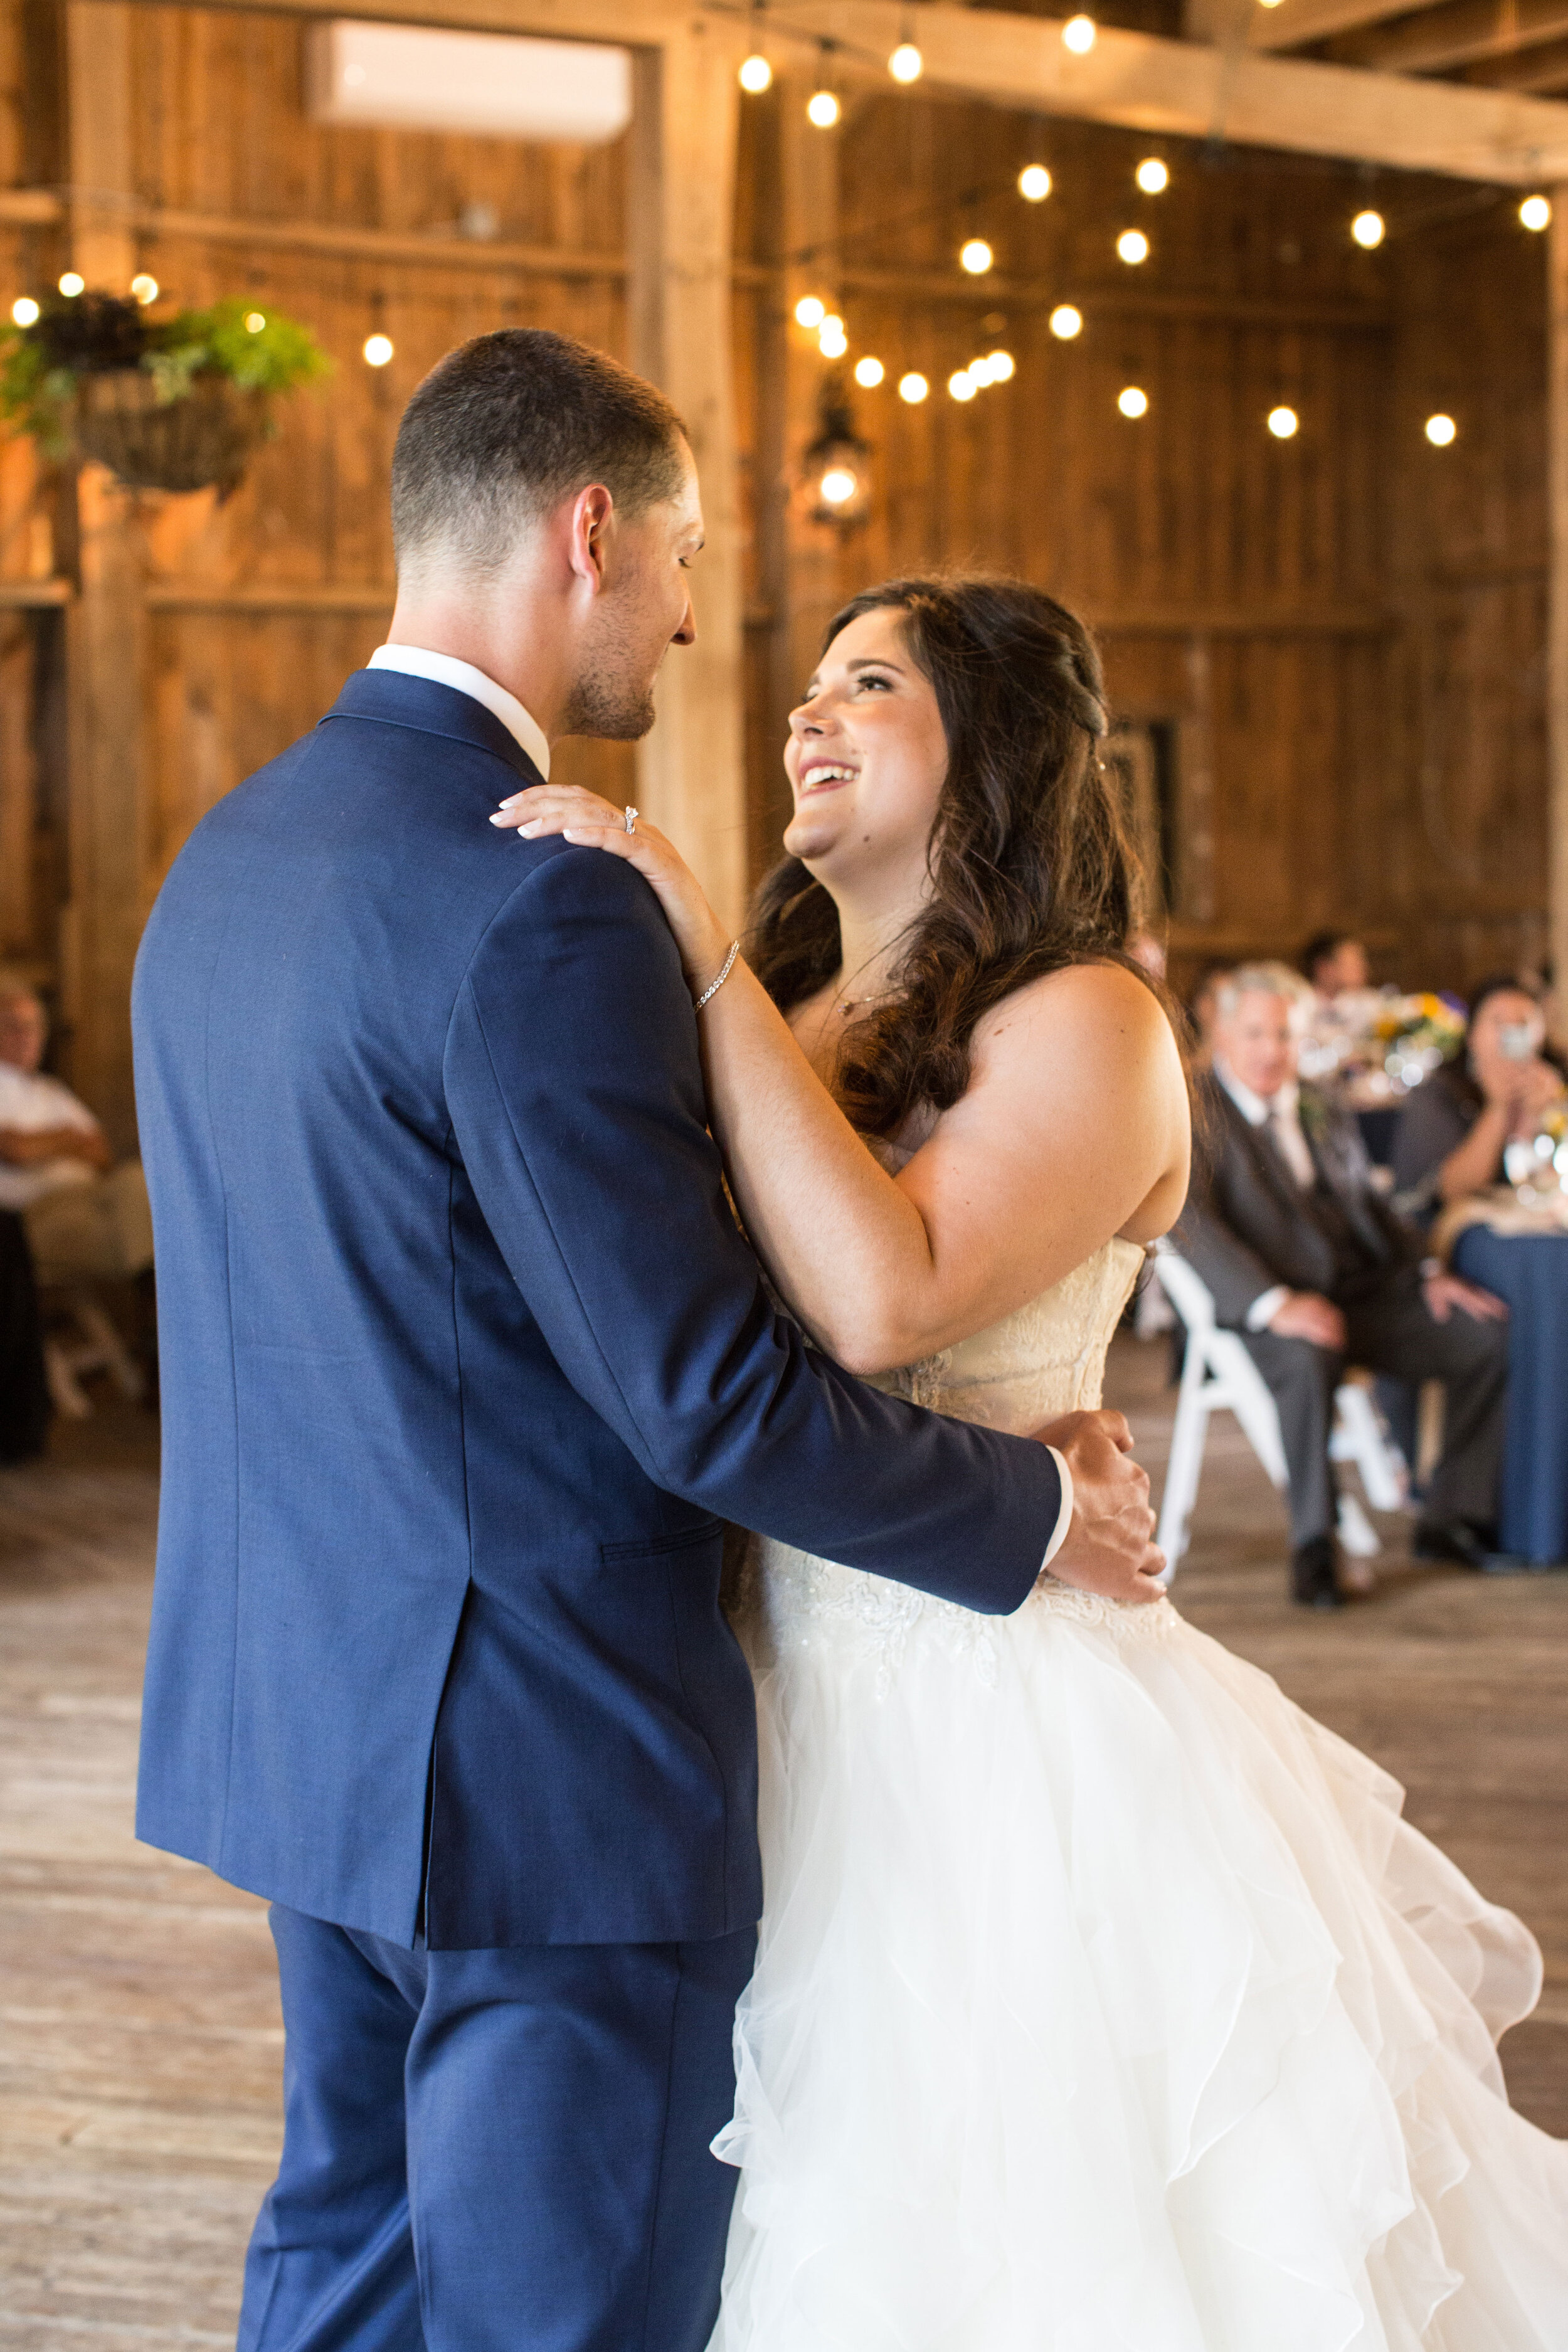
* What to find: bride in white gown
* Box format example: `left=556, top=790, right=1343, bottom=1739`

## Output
left=494, top=573, right=1568, bottom=2348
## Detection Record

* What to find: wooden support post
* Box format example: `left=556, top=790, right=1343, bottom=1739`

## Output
left=1549, top=189, right=1568, bottom=1029
left=628, top=23, right=748, bottom=931
left=63, top=0, right=146, bottom=1149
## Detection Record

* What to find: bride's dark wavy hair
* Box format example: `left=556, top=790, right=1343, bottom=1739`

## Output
left=748, top=574, right=1164, bottom=1139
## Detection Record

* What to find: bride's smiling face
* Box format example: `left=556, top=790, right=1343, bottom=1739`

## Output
left=782, top=610, right=949, bottom=891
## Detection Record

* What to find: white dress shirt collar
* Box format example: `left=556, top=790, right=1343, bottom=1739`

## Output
left=368, top=644, right=551, bottom=781
left=1214, top=1060, right=1300, bottom=1130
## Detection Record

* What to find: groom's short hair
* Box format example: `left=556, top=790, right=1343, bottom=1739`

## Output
left=391, top=329, right=687, bottom=578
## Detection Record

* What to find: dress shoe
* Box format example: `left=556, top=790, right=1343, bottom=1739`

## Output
left=1413, top=1518, right=1529, bottom=1574
left=1291, top=1536, right=1343, bottom=1609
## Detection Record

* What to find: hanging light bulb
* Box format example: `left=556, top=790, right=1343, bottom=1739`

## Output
left=1048, top=303, right=1083, bottom=339
left=58, top=272, right=84, bottom=298
left=1520, top=193, right=1552, bottom=232
left=795, top=295, right=827, bottom=329
left=1062, top=14, right=1096, bottom=51
left=11, top=296, right=38, bottom=327
left=1351, top=208, right=1385, bottom=249
left=968, top=356, right=995, bottom=387
left=130, top=272, right=159, bottom=305
left=739, top=51, right=772, bottom=92
left=986, top=347, right=1016, bottom=382
left=889, top=39, right=923, bottom=81
left=807, top=85, right=840, bottom=127
left=949, top=369, right=977, bottom=401
left=960, top=238, right=994, bottom=275
left=1424, top=412, right=1457, bottom=446
left=818, top=315, right=849, bottom=359
left=854, top=355, right=885, bottom=387
left=1267, top=405, right=1299, bottom=439
left=1018, top=163, right=1052, bottom=202
left=1118, top=384, right=1149, bottom=417
left=898, top=370, right=930, bottom=403
left=363, top=333, right=395, bottom=367
left=245, top=310, right=267, bottom=334
left=1116, top=229, right=1150, bottom=265
left=1135, top=157, right=1168, bottom=194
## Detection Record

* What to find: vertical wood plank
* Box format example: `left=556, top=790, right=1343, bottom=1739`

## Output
left=1549, top=189, right=1568, bottom=1029
left=64, top=0, right=144, bottom=1146
left=627, top=23, right=748, bottom=930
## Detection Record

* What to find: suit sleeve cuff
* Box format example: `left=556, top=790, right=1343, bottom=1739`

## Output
left=1246, top=1285, right=1290, bottom=1332
left=1040, top=1447, right=1074, bottom=1571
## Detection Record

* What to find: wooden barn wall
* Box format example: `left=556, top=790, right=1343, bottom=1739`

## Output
left=0, top=3, right=1554, bottom=1145
left=1387, top=195, right=1550, bottom=996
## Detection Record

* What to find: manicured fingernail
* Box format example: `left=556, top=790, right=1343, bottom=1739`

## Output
left=488, top=812, right=508, bottom=825
left=519, top=820, right=543, bottom=837
left=497, top=794, right=521, bottom=808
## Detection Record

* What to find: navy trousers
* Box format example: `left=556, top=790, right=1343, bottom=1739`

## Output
left=238, top=1905, right=756, bottom=2352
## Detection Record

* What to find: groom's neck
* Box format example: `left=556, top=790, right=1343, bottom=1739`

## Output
left=386, top=570, right=575, bottom=746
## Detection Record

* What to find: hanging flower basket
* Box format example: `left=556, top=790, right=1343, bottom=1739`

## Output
left=0, top=290, right=330, bottom=497
left=75, top=369, right=272, bottom=497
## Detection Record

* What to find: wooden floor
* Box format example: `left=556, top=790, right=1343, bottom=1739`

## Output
left=2, top=1341, right=1565, bottom=2347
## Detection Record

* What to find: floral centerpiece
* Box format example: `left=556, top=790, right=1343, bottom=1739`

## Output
left=0, top=288, right=331, bottom=495
left=1298, top=987, right=1466, bottom=1102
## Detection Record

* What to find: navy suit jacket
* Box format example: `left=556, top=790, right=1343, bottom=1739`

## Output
left=132, top=669, right=1062, bottom=1949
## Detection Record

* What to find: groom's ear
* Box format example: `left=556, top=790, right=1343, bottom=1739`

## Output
left=564, top=483, right=616, bottom=595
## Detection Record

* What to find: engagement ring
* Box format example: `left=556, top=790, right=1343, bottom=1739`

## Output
left=623, top=806, right=638, bottom=835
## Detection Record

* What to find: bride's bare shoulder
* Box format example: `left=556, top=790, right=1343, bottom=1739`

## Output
left=971, top=959, right=1181, bottom=1078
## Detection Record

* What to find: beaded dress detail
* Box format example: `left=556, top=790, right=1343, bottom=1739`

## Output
left=709, top=1205, right=1568, bottom=2352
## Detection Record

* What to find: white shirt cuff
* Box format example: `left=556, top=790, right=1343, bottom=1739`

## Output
left=1041, top=1446, right=1074, bottom=1571
left=1246, top=1285, right=1290, bottom=1332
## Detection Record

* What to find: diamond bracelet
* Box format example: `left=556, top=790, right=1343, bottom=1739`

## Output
left=694, top=939, right=741, bottom=1013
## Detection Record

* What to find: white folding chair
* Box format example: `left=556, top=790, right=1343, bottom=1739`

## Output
left=1152, top=1243, right=1407, bottom=1580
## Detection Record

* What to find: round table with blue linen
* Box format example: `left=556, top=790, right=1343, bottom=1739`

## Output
left=1450, top=1222, right=1568, bottom=1565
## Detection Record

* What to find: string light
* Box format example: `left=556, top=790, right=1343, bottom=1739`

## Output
left=818, top=314, right=848, bottom=358
left=795, top=295, right=826, bottom=329
left=1425, top=411, right=1457, bottom=445
left=1018, top=164, right=1052, bottom=201
left=10, top=296, right=38, bottom=327
left=1135, top=157, right=1168, bottom=194
left=854, top=355, right=885, bottom=387
left=1116, top=229, right=1150, bottom=265
left=1267, top=405, right=1299, bottom=438
left=1049, top=303, right=1083, bottom=339
left=986, top=348, right=1016, bottom=381
left=889, top=40, right=923, bottom=82
left=1062, top=14, right=1096, bottom=51
left=949, top=369, right=977, bottom=401
left=968, top=356, right=995, bottom=386
left=818, top=465, right=858, bottom=507
left=807, top=85, right=839, bottom=127
left=1351, top=209, right=1385, bottom=249
left=960, top=238, right=994, bottom=274
left=245, top=310, right=267, bottom=333
left=58, top=272, right=84, bottom=297
left=1118, top=385, right=1148, bottom=417
left=899, top=371, right=930, bottom=403
left=1521, top=193, right=1552, bottom=232
left=738, top=51, right=771, bottom=92
left=363, top=332, right=394, bottom=366
left=130, top=272, right=159, bottom=305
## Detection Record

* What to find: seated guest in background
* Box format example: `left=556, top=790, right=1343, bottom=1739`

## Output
left=1187, top=959, right=1231, bottom=1073
left=0, top=977, right=110, bottom=1207
left=0, top=976, right=152, bottom=1292
left=1392, top=974, right=1566, bottom=1217
left=1177, top=962, right=1511, bottom=1608
left=1301, top=928, right=1371, bottom=1005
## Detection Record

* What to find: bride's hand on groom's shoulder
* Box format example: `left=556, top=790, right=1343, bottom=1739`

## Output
left=490, top=785, right=733, bottom=999
left=1033, top=1409, right=1166, bottom=1606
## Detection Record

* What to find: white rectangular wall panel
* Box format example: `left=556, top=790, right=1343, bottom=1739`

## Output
left=305, top=20, right=632, bottom=144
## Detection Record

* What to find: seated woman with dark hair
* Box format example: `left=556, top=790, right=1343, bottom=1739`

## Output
left=1392, top=974, right=1565, bottom=1215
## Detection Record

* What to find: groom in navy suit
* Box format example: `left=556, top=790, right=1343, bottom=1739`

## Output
left=133, top=329, right=1159, bottom=2352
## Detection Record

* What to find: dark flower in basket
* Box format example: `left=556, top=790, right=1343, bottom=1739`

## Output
left=0, top=288, right=330, bottom=486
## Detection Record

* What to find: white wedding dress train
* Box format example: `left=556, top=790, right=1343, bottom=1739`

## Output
left=709, top=1235, right=1568, bottom=2351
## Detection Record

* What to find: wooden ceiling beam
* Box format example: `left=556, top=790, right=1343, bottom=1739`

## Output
left=1240, top=0, right=1438, bottom=52
left=769, top=0, right=1568, bottom=181
left=1325, top=0, right=1568, bottom=76
left=73, top=0, right=1568, bottom=181
left=1465, top=33, right=1568, bottom=88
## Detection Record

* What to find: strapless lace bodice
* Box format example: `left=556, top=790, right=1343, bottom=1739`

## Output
left=744, top=1236, right=1177, bottom=1683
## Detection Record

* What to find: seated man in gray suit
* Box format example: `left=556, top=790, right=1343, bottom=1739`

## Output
left=1177, top=963, right=1511, bottom=1608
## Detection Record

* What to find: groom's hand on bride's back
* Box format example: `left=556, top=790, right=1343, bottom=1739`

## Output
left=1033, top=1410, right=1165, bottom=1605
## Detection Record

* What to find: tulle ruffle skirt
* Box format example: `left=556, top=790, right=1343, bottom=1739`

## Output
left=708, top=1563, right=1568, bottom=2351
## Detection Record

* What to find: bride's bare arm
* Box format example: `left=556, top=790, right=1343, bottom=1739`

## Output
left=491, top=788, right=1190, bottom=1376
